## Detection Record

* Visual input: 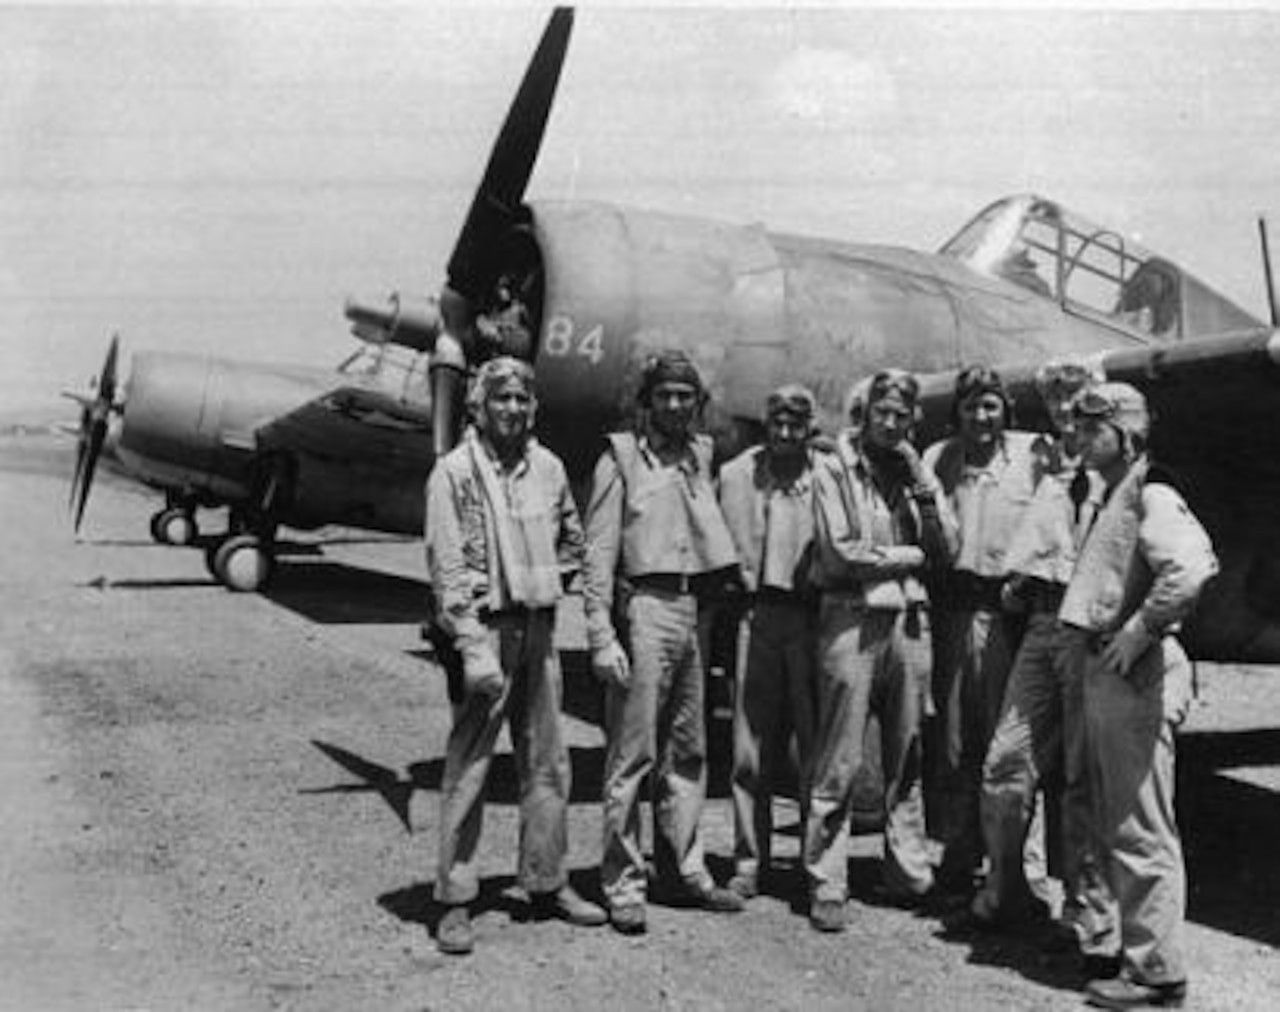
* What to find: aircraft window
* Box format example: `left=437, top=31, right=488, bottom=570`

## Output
left=1115, top=257, right=1180, bottom=336
left=338, top=345, right=433, bottom=404
left=999, top=215, right=1057, bottom=297
left=1061, top=230, right=1123, bottom=314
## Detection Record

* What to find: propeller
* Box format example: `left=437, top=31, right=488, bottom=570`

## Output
left=431, top=7, right=574, bottom=459
left=445, top=6, right=574, bottom=306
left=69, top=333, right=121, bottom=533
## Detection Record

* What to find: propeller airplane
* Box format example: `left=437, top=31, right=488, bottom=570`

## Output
left=69, top=8, right=1280, bottom=666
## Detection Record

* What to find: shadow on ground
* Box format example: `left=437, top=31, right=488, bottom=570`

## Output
left=934, top=723, right=1280, bottom=992
left=378, top=866, right=604, bottom=932
left=303, top=739, right=608, bottom=831
left=264, top=561, right=426, bottom=625
left=1178, top=725, right=1280, bottom=948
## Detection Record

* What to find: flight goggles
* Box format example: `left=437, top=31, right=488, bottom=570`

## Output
left=867, top=369, right=920, bottom=408
left=1071, top=382, right=1149, bottom=438
left=1036, top=361, right=1101, bottom=400
left=766, top=384, right=817, bottom=421
left=1072, top=387, right=1119, bottom=419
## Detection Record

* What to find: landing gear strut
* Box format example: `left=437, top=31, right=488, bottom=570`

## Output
left=203, top=454, right=291, bottom=592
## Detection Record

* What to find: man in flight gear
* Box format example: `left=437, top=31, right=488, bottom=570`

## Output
left=803, top=369, right=959, bottom=932
left=718, top=384, right=827, bottom=902
left=583, top=348, right=746, bottom=934
left=1063, top=383, right=1216, bottom=1010
left=424, top=356, right=606, bottom=956
left=966, top=361, right=1114, bottom=945
left=924, top=365, right=1050, bottom=905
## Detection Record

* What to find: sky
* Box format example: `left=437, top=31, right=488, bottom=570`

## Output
left=6, top=1, right=1280, bottom=417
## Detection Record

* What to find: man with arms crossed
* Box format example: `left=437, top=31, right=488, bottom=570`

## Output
left=804, top=369, right=958, bottom=932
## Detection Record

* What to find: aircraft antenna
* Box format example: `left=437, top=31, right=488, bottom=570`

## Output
left=1259, top=216, right=1278, bottom=327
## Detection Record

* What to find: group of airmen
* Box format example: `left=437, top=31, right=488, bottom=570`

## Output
left=422, top=347, right=1218, bottom=1011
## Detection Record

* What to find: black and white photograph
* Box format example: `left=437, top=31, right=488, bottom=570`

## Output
left=2, top=3, right=1279, bottom=1009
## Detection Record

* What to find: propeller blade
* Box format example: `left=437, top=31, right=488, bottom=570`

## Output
left=69, top=404, right=91, bottom=512
left=99, top=332, right=120, bottom=406
left=70, top=334, right=122, bottom=533
left=445, top=7, right=574, bottom=302
left=72, top=407, right=109, bottom=533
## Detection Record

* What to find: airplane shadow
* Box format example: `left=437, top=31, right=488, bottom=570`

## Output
left=1177, top=726, right=1280, bottom=948
left=303, top=739, right=607, bottom=829
left=263, top=562, right=426, bottom=625
left=86, top=577, right=215, bottom=590
left=935, top=724, right=1280, bottom=991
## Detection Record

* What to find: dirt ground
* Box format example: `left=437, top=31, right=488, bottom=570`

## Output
left=1, top=430, right=1277, bottom=1011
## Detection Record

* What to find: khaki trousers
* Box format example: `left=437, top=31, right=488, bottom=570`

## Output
left=1077, top=631, right=1191, bottom=985
left=601, top=590, right=713, bottom=909
left=732, top=597, right=818, bottom=879
left=436, top=608, right=571, bottom=904
left=978, top=614, right=1113, bottom=947
left=805, top=600, right=933, bottom=903
left=928, top=605, right=1019, bottom=888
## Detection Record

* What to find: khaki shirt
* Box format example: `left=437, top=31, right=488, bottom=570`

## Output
left=808, top=431, right=958, bottom=609
left=425, top=430, right=584, bottom=650
left=1059, top=458, right=1218, bottom=636
left=718, top=445, right=820, bottom=594
left=582, top=429, right=737, bottom=650
left=924, top=431, right=1048, bottom=579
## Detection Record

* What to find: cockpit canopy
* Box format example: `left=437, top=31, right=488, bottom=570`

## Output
left=940, top=194, right=1263, bottom=340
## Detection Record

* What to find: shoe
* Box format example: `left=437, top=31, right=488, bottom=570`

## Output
left=810, top=898, right=847, bottom=933
left=530, top=885, right=607, bottom=927
left=436, top=905, right=474, bottom=956
left=688, top=882, right=746, bottom=913
left=656, top=877, right=746, bottom=913
left=609, top=903, right=647, bottom=935
left=1082, top=954, right=1123, bottom=981
left=726, top=872, right=759, bottom=901
left=1085, top=974, right=1187, bottom=1009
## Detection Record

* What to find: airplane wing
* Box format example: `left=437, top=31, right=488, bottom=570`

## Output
left=1096, top=328, right=1280, bottom=489
left=919, top=326, right=1280, bottom=661
left=256, top=385, right=433, bottom=472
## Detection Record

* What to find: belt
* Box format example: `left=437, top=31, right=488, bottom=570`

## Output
left=479, top=604, right=550, bottom=622
left=820, top=591, right=929, bottom=615
left=629, top=572, right=719, bottom=597
left=932, top=571, right=1006, bottom=611
left=1024, top=579, right=1065, bottom=614
left=754, top=586, right=811, bottom=605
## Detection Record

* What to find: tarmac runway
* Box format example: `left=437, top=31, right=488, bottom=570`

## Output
left=1, top=430, right=1277, bottom=1011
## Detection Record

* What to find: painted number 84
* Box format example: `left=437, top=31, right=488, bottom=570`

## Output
left=543, top=316, right=604, bottom=365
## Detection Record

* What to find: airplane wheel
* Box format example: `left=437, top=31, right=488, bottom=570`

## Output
left=150, top=508, right=197, bottom=546
left=212, top=534, right=273, bottom=592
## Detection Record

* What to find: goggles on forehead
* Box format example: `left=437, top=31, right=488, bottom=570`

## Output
left=1038, top=362, right=1100, bottom=399
left=867, top=370, right=919, bottom=407
left=1072, top=387, right=1119, bottom=420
